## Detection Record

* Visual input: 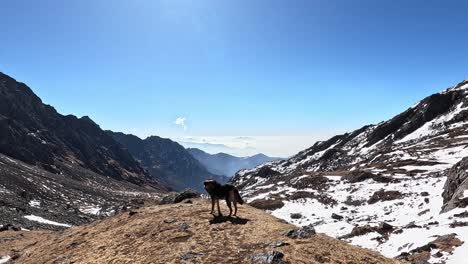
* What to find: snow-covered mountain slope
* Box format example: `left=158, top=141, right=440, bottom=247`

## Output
left=231, top=79, right=468, bottom=264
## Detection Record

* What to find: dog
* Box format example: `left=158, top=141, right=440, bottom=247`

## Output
left=203, top=180, right=244, bottom=217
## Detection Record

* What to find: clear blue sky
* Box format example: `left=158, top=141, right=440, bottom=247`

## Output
left=2, top=0, right=468, bottom=156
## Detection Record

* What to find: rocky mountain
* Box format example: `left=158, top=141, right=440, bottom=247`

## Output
left=231, top=79, right=468, bottom=263
left=0, top=72, right=157, bottom=186
left=0, top=72, right=165, bottom=229
left=0, top=198, right=400, bottom=264
left=108, top=132, right=228, bottom=192
left=187, top=148, right=281, bottom=177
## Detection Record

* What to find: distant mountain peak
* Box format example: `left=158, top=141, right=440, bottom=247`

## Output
left=187, top=148, right=282, bottom=177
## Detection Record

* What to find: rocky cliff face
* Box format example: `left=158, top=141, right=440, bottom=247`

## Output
left=442, top=157, right=468, bottom=212
left=109, top=132, right=227, bottom=192
left=0, top=72, right=154, bottom=185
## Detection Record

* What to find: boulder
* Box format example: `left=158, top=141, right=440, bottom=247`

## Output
left=290, top=213, right=303, bottom=219
left=345, top=170, right=394, bottom=183
left=368, top=190, right=403, bottom=204
left=160, top=189, right=200, bottom=204
left=249, top=251, right=284, bottom=264
left=249, top=199, right=284, bottom=211
left=331, top=213, right=344, bottom=220
left=284, top=224, right=316, bottom=239
left=397, top=233, right=463, bottom=263
left=442, top=157, right=468, bottom=212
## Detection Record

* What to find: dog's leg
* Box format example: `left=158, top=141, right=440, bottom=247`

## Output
left=216, top=199, right=222, bottom=216
left=210, top=198, right=215, bottom=214
left=226, top=200, right=232, bottom=216
left=233, top=201, right=238, bottom=216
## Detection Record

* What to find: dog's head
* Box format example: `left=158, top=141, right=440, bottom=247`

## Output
left=203, top=179, right=218, bottom=192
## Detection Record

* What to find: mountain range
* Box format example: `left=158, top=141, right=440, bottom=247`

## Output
left=187, top=148, right=281, bottom=177
left=108, top=132, right=228, bottom=192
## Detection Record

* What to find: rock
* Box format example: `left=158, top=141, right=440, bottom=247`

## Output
left=179, top=251, right=206, bottom=260
left=345, top=170, right=394, bottom=183
left=368, top=190, right=403, bottom=204
left=249, top=251, right=284, bottom=264
left=340, top=223, right=394, bottom=240
left=418, top=209, right=430, bottom=216
left=159, top=193, right=179, bottom=204
left=442, top=157, right=468, bottom=212
left=454, top=211, right=468, bottom=218
left=344, top=196, right=365, bottom=206
left=420, top=191, right=430, bottom=197
left=404, top=221, right=423, bottom=229
left=449, top=221, right=468, bottom=228
left=255, top=166, right=281, bottom=178
left=397, top=233, right=463, bottom=262
left=249, top=199, right=284, bottom=211
left=0, top=224, right=21, bottom=232
left=264, top=241, right=289, bottom=248
left=163, top=218, right=178, bottom=224
left=179, top=223, right=189, bottom=231
left=284, top=224, right=316, bottom=239
left=288, top=192, right=337, bottom=206
left=174, top=189, right=200, bottom=203
left=379, top=222, right=394, bottom=233
left=331, top=213, right=344, bottom=220
left=340, top=225, right=375, bottom=239
left=290, top=213, right=303, bottom=219
left=292, top=176, right=330, bottom=190
left=160, top=189, right=200, bottom=204
left=128, top=211, right=138, bottom=216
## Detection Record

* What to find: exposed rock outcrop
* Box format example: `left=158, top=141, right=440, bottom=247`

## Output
left=442, top=157, right=468, bottom=212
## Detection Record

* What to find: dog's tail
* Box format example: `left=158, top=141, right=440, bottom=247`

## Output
left=234, top=188, right=244, bottom=205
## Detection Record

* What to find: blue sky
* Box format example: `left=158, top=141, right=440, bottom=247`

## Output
left=2, top=0, right=468, bottom=156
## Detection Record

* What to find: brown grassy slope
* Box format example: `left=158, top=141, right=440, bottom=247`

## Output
left=0, top=199, right=402, bottom=264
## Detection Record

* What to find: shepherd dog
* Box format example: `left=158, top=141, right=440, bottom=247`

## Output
left=203, top=180, right=244, bottom=217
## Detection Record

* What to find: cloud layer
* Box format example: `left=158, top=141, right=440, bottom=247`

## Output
left=174, top=117, right=187, bottom=130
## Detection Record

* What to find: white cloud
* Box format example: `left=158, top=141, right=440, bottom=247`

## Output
left=174, top=117, right=187, bottom=130
left=173, top=134, right=340, bottom=157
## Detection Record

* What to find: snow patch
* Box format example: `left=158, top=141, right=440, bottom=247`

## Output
left=0, top=256, right=11, bottom=264
left=80, top=206, right=101, bottom=215
left=29, top=200, right=41, bottom=208
left=24, top=215, right=71, bottom=227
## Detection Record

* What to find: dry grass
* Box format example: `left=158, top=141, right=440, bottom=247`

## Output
left=0, top=199, right=403, bottom=264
